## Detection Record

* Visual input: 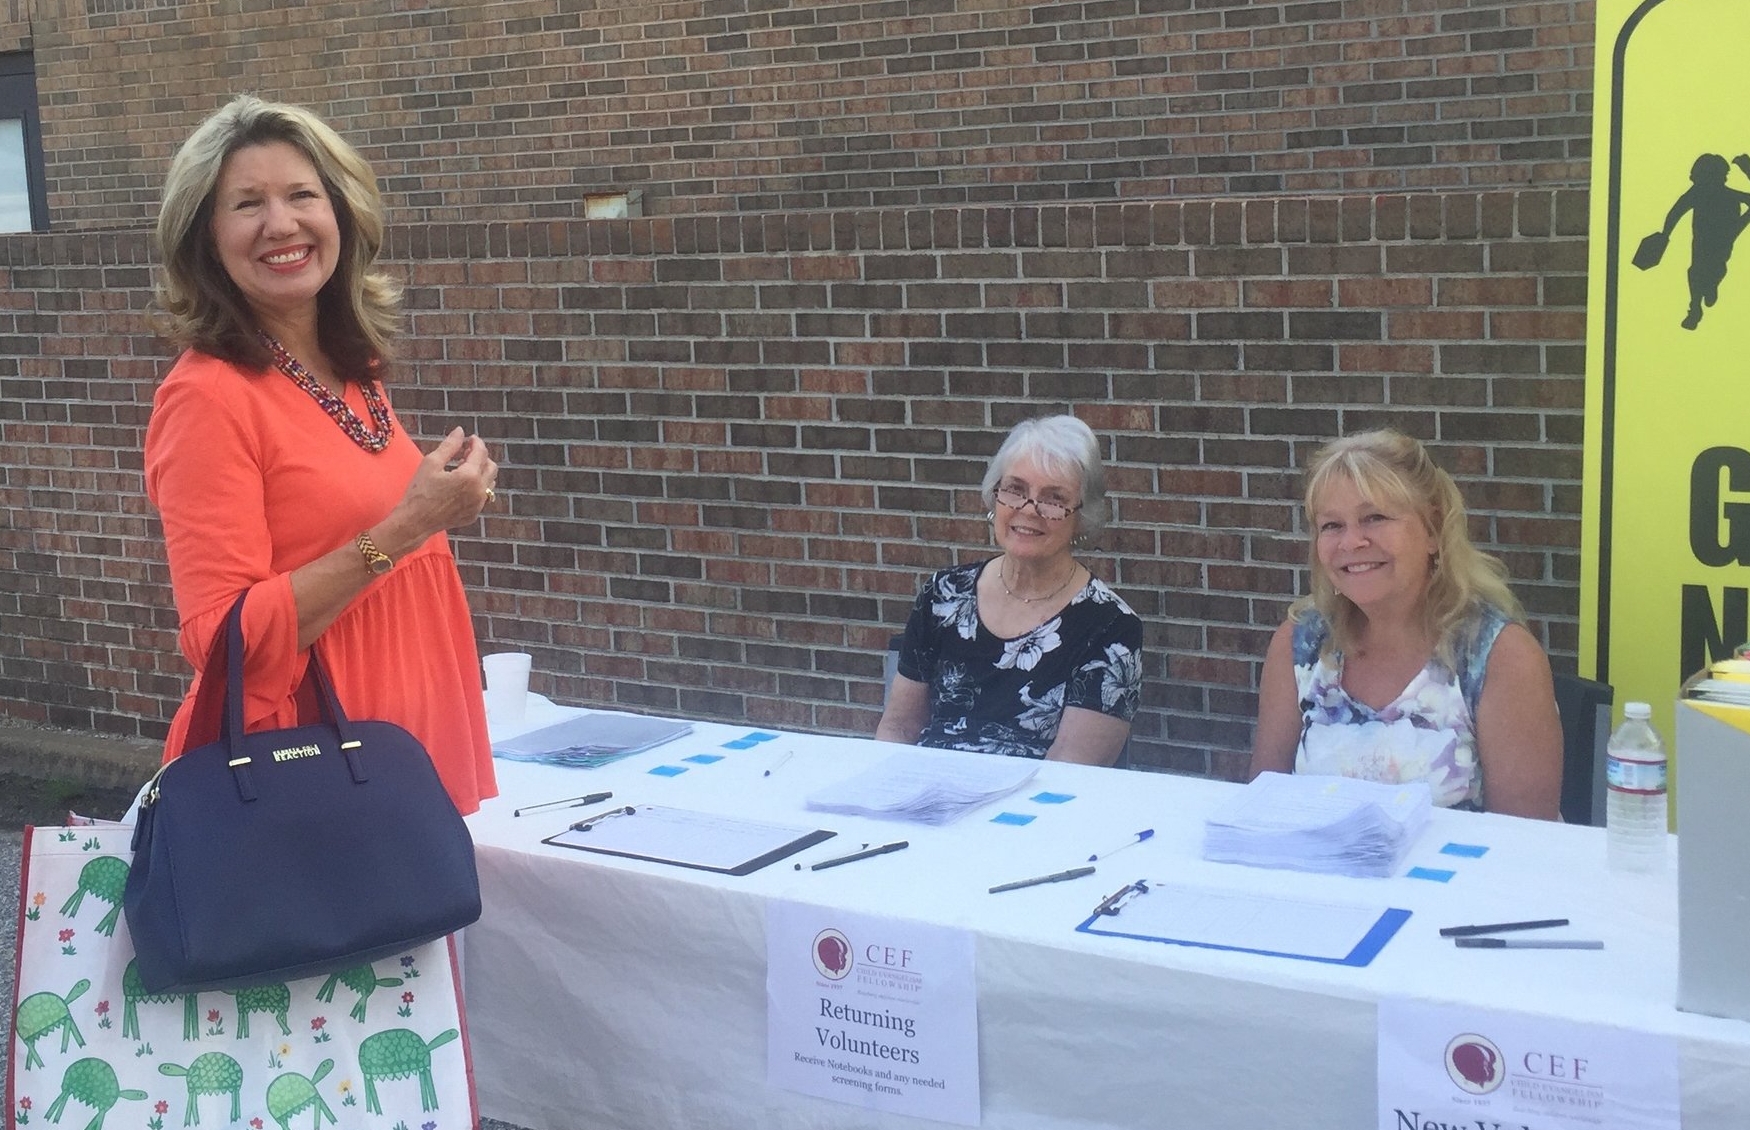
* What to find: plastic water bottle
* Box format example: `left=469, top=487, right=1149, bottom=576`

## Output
left=1606, top=702, right=1668, bottom=872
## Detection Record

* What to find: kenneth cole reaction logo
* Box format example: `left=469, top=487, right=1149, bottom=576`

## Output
left=1445, top=1033, right=1506, bottom=1095
left=812, top=929, right=852, bottom=980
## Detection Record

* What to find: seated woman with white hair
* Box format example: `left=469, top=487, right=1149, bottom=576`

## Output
left=875, top=415, right=1143, bottom=764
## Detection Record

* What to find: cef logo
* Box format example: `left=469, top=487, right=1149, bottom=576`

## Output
left=812, top=928, right=852, bottom=980
left=1445, top=1033, right=1506, bottom=1095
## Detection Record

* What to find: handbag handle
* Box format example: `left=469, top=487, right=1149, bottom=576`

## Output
left=214, top=591, right=375, bottom=801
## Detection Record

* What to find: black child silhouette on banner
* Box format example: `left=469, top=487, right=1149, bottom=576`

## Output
left=1635, top=153, right=1750, bottom=330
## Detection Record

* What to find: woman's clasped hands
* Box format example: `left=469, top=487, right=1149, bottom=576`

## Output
left=388, top=426, right=499, bottom=544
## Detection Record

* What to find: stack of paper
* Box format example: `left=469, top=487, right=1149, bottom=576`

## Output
left=806, top=750, right=1039, bottom=825
left=1685, top=659, right=1750, bottom=706
left=1686, top=679, right=1750, bottom=706
left=492, top=712, right=693, bottom=769
left=1201, top=772, right=1433, bottom=878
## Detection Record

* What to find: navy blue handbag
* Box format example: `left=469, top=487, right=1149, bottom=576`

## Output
left=124, top=591, right=482, bottom=993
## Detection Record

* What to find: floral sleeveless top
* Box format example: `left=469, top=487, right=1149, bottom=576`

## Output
left=1290, top=605, right=1509, bottom=810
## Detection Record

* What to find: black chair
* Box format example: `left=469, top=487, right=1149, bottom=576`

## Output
left=1552, top=673, right=1613, bottom=826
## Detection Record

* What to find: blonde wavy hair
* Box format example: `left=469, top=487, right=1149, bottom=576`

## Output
left=1290, top=429, right=1524, bottom=669
left=154, top=95, right=400, bottom=382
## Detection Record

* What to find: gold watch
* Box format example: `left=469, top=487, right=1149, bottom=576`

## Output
left=356, top=532, right=393, bottom=576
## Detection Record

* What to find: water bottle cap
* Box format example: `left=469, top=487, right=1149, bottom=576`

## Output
left=1625, top=702, right=1652, bottom=719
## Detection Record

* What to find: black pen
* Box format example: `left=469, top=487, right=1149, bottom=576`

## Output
left=1455, top=937, right=1603, bottom=950
left=514, top=791, right=614, bottom=817
left=810, top=840, right=909, bottom=871
left=989, top=865, right=1095, bottom=894
left=1438, top=918, right=1569, bottom=938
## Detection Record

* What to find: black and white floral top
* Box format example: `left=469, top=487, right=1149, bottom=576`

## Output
left=895, top=560, right=1144, bottom=758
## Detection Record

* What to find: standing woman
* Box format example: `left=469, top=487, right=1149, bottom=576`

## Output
left=146, top=96, right=499, bottom=814
left=1249, top=430, right=1562, bottom=818
left=876, top=415, right=1143, bottom=764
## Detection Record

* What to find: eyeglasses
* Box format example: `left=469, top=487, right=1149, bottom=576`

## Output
left=994, top=485, right=1083, bottom=522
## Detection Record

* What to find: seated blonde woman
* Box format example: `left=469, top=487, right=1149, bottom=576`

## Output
left=1249, top=429, right=1562, bottom=818
left=876, top=415, right=1142, bottom=764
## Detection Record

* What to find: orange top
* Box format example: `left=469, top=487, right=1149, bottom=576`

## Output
left=144, top=350, right=497, bottom=815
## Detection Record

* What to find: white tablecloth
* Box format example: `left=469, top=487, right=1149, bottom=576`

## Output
left=462, top=699, right=1750, bottom=1128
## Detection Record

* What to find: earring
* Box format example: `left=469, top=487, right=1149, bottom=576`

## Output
left=987, top=511, right=995, bottom=521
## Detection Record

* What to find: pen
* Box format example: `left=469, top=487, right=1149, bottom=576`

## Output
left=1088, top=828, right=1154, bottom=863
left=1439, top=918, right=1570, bottom=938
left=1454, top=937, right=1604, bottom=950
left=514, top=791, right=614, bottom=817
left=764, top=751, right=794, bottom=778
left=989, top=865, right=1096, bottom=894
left=809, top=840, right=909, bottom=871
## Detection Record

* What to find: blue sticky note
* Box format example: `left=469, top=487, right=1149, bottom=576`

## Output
left=991, top=812, right=1036, bottom=826
left=1440, top=842, right=1489, bottom=858
left=683, top=754, right=724, bottom=765
left=648, top=765, right=688, bottom=777
left=1407, top=866, right=1456, bottom=883
left=721, top=739, right=760, bottom=750
left=746, top=731, right=781, bottom=742
left=1031, top=791, right=1075, bottom=804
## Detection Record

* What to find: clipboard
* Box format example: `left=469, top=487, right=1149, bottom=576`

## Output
left=1074, top=882, right=1410, bottom=967
left=542, top=804, right=836, bottom=876
left=494, top=712, right=694, bottom=769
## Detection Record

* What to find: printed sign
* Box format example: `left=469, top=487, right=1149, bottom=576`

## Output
left=1378, top=999, right=1678, bottom=1130
left=1582, top=0, right=1750, bottom=813
left=766, top=901, right=979, bottom=1125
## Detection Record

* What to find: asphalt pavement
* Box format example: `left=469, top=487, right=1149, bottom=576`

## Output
left=1, top=828, right=20, bottom=1073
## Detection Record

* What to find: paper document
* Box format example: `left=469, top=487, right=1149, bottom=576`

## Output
left=806, top=749, right=1039, bottom=825
left=1078, top=882, right=1409, bottom=966
left=543, top=804, right=834, bottom=875
left=493, top=712, right=693, bottom=768
left=1202, top=772, right=1432, bottom=878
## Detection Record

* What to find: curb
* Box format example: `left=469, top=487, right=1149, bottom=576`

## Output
left=0, top=720, right=161, bottom=790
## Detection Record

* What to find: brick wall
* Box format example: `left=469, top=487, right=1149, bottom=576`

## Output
left=0, top=191, right=1589, bottom=776
left=32, top=0, right=1592, bottom=230
left=0, top=0, right=1597, bottom=775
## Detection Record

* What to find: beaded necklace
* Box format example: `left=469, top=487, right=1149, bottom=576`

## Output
left=259, top=333, right=394, bottom=453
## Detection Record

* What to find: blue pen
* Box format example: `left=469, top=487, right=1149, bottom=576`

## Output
left=1088, top=828, right=1154, bottom=862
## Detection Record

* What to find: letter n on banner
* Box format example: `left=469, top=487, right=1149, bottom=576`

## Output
left=1582, top=0, right=1750, bottom=823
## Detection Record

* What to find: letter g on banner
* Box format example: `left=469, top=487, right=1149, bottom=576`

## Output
left=1689, top=447, right=1750, bottom=566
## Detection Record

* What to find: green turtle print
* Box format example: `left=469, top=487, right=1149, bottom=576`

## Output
left=41, top=1057, right=147, bottom=1130
left=57, top=857, right=128, bottom=936
left=158, top=1051, right=244, bottom=1126
left=264, top=1057, right=337, bottom=1130
left=15, top=978, right=90, bottom=1069
left=358, top=1027, right=458, bottom=1114
left=226, top=983, right=292, bottom=1038
left=120, top=959, right=201, bottom=1042
left=314, top=962, right=403, bottom=1023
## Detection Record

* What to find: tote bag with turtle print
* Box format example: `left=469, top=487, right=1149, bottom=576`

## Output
left=7, top=825, right=475, bottom=1130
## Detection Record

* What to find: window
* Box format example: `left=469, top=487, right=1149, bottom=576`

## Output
left=0, top=53, right=48, bottom=233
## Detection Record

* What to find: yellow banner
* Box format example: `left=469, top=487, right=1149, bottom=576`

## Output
left=1583, top=0, right=1750, bottom=815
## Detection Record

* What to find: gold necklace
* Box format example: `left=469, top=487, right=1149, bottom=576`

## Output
left=997, top=556, right=1079, bottom=604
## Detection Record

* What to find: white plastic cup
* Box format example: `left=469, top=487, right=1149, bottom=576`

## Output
left=481, top=651, right=533, bottom=730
